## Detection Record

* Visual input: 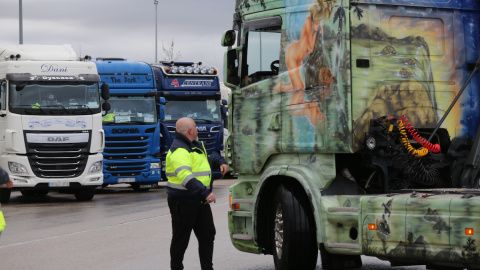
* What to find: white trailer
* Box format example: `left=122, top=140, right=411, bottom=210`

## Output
left=0, top=44, right=107, bottom=202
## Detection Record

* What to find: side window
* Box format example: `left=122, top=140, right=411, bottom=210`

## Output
left=0, top=81, right=6, bottom=110
left=242, top=19, right=282, bottom=86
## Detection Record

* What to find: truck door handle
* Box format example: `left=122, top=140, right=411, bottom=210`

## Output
left=268, top=113, right=281, bottom=131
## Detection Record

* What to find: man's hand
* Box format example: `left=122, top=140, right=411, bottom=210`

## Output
left=206, top=192, right=216, bottom=204
left=6, top=179, right=13, bottom=188
left=220, top=164, right=229, bottom=176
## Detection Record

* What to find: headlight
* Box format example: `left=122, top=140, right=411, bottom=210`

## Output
left=193, top=67, right=200, bottom=74
left=171, top=66, right=178, bottom=73
left=208, top=67, right=216, bottom=75
left=150, top=162, right=160, bottom=169
left=201, top=67, right=208, bottom=74
left=186, top=66, right=193, bottom=74
left=88, top=161, right=103, bottom=174
left=179, top=66, right=186, bottom=73
left=8, top=162, right=28, bottom=175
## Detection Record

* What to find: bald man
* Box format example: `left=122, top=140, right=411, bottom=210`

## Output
left=166, top=117, right=228, bottom=270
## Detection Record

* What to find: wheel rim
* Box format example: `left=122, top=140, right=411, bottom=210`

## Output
left=274, top=203, right=284, bottom=259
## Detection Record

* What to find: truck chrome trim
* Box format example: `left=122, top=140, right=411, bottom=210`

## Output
left=328, top=207, right=360, bottom=213
left=232, top=234, right=253, bottom=240
left=232, top=199, right=253, bottom=204
left=327, top=243, right=360, bottom=249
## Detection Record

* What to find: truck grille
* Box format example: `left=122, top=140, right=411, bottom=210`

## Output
left=26, top=142, right=89, bottom=178
left=103, top=134, right=152, bottom=174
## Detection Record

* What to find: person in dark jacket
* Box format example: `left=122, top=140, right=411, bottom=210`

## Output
left=0, top=166, right=13, bottom=238
left=166, top=117, right=228, bottom=270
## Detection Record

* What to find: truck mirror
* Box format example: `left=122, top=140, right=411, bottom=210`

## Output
left=221, top=30, right=236, bottom=47
left=102, top=102, right=111, bottom=112
left=159, top=97, right=167, bottom=105
left=222, top=99, right=228, bottom=106
left=101, top=83, right=110, bottom=100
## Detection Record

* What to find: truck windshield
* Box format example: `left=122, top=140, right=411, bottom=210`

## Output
left=164, top=100, right=221, bottom=123
left=102, top=96, right=157, bottom=125
left=9, top=81, right=101, bottom=114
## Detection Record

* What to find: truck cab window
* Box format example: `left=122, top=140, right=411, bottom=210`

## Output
left=0, top=81, right=5, bottom=110
left=243, top=29, right=281, bottom=86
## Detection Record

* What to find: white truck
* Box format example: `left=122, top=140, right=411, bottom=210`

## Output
left=0, top=44, right=109, bottom=202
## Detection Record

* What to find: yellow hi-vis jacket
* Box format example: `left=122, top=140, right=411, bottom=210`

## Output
left=0, top=205, right=5, bottom=232
left=165, top=132, right=213, bottom=202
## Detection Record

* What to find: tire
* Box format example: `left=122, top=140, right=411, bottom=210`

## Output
left=0, top=188, right=11, bottom=204
left=21, top=190, right=37, bottom=197
left=74, top=188, right=95, bottom=201
left=271, top=184, right=318, bottom=270
left=131, top=183, right=154, bottom=192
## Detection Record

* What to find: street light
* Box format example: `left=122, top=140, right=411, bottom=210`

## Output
left=154, top=0, right=158, bottom=63
left=19, top=0, right=23, bottom=44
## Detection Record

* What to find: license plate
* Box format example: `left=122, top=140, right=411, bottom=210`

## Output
left=119, top=178, right=135, bottom=183
left=49, top=181, right=70, bottom=187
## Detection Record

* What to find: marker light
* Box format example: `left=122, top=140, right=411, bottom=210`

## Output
left=229, top=194, right=240, bottom=210
left=165, top=67, right=170, bottom=72
left=368, top=223, right=376, bottom=230
left=466, top=228, right=474, bottom=236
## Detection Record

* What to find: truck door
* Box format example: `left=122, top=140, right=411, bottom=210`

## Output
left=232, top=15, right=283, bottom=175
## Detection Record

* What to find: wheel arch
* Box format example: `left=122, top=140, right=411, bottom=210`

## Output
left=255, top=173, right=322, bottom=254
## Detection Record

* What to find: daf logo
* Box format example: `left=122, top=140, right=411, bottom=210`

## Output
left=48, top=137, right=69, bottom=142
left=197, top=126, right=207, bottom=132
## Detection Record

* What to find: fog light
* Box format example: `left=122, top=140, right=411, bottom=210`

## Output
left=89, top=177, right=100, bottom=182
left=9, top=162, right=29, bottom=175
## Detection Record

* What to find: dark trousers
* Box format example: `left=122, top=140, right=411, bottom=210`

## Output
left=168, top=197, right=216, bottom=270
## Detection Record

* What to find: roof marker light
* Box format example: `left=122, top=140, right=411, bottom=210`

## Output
left=466, top=228, right=474, bottom=236
left=368, top=223, right=376, bottom=230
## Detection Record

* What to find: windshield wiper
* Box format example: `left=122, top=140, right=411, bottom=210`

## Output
left=43, top=104, right=69, bottom=114
left=69, top=104, right=94, bottom=114
left=194, top=118, right=213, bottom=123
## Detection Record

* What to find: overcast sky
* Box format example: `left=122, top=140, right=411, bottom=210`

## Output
left=0, top=0, right=235, bottom=81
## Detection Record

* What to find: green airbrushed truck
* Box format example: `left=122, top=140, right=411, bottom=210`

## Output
left=221, top=0, right=480, bottom=269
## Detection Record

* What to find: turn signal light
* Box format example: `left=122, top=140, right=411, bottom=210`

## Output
left=229, top=194, right=240, bottom=210
left=466, top=228, right=474, bottom=236
left=368, top=223, right=376, bottom=230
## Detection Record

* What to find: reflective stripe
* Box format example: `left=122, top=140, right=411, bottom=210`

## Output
left=167, top=182, right=188, bottom=190
left=192, top=171, right=211, bottom=177
left=175, top=166, right=192, bottom=175
left=166, top=173, right=176, bottom=177
left=182, top=174, right=195, bottom=186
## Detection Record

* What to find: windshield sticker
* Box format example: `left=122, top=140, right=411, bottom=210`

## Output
left=29, top=117, right=87, bottom=129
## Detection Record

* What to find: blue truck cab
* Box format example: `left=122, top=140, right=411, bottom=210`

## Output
left=151, top=62, right=227, bottom=181
left=94, top=58, right=162, bottom=191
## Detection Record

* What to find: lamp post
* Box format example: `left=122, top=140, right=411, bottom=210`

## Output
left=19, top=0, right=23, bottom=44
left=154, top=0, right=158, bottom=63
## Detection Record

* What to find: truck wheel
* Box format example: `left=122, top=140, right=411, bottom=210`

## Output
left=131, top=183, right=152, bottom=192
left=74, top=188, right=95, bottom=201
left=0, top=189, right=11, bottom=203
left=271, top=184, right=318, bottom=270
